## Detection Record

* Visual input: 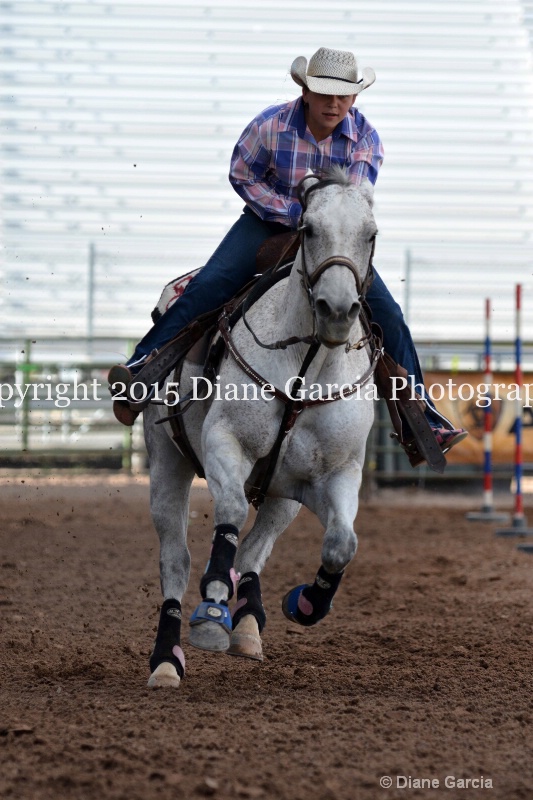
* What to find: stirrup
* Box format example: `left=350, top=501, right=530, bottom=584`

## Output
left=128, top=383, right=157, bottom=412
left=112, top=400, right=140, bottom=427
left=108, top=356, right=159, bottom=414
left=395, top=427, right=468, bottom=469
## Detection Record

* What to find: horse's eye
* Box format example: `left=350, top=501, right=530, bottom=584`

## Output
left=306, top=225, right=314, bottom=237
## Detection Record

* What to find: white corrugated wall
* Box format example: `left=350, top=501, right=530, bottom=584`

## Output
left=1, top=0, right=533, bottom=342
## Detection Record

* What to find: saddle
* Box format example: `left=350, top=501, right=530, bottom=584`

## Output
left=129, top=231, right=447, bottom=475
left=150, top=232, right=300, bottom=325
left=129, top=232, right=299, bottom=406
left=162, top=251, right=300, bottom=485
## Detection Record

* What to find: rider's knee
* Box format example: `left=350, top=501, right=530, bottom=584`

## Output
left=386, top=298, right=406, bottom=328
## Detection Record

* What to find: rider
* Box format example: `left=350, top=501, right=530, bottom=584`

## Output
left=109, top=47, right=466, bottom=462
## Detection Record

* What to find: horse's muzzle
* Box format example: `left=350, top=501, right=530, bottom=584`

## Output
left=315, top=298, right=361, bottom=348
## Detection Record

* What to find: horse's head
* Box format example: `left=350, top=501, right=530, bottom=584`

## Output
left=298, top=169, right=377, bottom=348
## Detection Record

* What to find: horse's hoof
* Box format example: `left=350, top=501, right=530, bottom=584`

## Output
left=189, top=620, right=230, bottom=652
left=189, top=600, right=232, bottom=652
left=227, top=615, right=263, bottom=661
left=282, top=584, right=309, bottom=624
left=282, top=583, right=331, bottom=626
left=147, top=661, right=181, bottom=689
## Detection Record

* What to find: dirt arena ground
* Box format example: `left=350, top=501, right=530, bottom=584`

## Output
left=1, top=474, right=533, bottom=800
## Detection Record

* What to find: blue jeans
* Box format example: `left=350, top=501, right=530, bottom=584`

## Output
left=129, top=207, right=288, bottom=362
left=128, top=207, right=445, bottom=424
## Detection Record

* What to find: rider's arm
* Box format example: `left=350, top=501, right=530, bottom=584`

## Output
left=229, top=117, right=301, bottom=229
left=344, top=125, right=384, bottom=186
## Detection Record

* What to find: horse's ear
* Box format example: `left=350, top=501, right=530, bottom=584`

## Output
left=298, top=170, right=320, bottom=209
left=359, top=179, right=375, bottom=207
left=301, top=170, right=320, bottom=191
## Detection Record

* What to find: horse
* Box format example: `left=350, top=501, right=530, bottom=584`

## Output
left=143, top=167, right=379, bottom=688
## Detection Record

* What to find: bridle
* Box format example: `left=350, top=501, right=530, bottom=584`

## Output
left=240, top=174, right=376, bottom=352
left=296, top=175, right=376, bottom=318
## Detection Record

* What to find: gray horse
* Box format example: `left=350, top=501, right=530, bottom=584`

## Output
left=143, top=169, right=378, bottom=688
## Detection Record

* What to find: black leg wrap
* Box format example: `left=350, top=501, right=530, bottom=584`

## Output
left=232, top=572, right=267, bottom=633
left=299, top=566, right=344, bottom=626
left=199, top=524, right=239, bottom=601
left=149, top=599, right=185, bottom=679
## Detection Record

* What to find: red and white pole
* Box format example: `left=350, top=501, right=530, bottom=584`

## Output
left=467, top=299, right=509, bottom=522
left=497, top=284, right=533, bottom=537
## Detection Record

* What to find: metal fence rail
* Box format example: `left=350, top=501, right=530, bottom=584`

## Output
left=0, top=337, right=144, bottom=471
left=1, top=336, right=533, bottom=479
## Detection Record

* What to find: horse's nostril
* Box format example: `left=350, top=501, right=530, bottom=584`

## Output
left=349, top=301, right=361, bottom=318
left=316, top=299, right=331, bottom=317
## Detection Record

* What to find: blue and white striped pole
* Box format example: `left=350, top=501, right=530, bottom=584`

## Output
left=497, top=284, right=533, bottom=539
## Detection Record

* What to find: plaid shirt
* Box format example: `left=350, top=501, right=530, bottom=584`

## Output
left=229, top=96, right=384, bottom=229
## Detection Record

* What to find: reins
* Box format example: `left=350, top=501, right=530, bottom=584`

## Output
left=239, top=240, right=317, bottom=352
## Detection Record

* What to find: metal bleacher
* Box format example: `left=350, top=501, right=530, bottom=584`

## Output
left=1, top=0, right=533, bottom=351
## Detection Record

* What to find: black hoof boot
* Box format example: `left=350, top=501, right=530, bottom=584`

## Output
left=282, top=566, right=344, bottom=626
left=148, top=599, right=185, bottom=687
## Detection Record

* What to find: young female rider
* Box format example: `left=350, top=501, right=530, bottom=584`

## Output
left=109, top=47, right=466, bottom=463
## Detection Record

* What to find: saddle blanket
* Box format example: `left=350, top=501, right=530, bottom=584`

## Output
left=151, top=268, right=201, bottom=323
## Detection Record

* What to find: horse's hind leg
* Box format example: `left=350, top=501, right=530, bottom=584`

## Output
left=144, top=407, right=195, bottom=688
left=228, top=497, right=301, bottom=661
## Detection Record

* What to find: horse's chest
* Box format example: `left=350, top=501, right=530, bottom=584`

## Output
left=280, top=399, right=371, bottom=473
left=207, top=375, right=374, bottom=480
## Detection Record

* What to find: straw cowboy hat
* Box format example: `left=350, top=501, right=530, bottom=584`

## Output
left=290, top=47, right=376, bottom=96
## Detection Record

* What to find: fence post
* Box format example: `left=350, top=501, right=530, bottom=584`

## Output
left=87, top=243, right=95, bottom=356
left=403, top=248, right=412, bottom=326
left=21, top=339, right=32, bottom=452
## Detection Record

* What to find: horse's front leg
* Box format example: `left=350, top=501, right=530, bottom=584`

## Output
left=144, top=407, right=196, bottom=689
left=282, top=465, right=361, bottom=627
left=189, top=425, right=252, bottom=652
left=226, top=497, right=301, bottom=661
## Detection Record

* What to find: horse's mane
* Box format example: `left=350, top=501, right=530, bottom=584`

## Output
left=321, top=164, right=353, bottom=187
left=299, top=165, right=373, bottom=210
